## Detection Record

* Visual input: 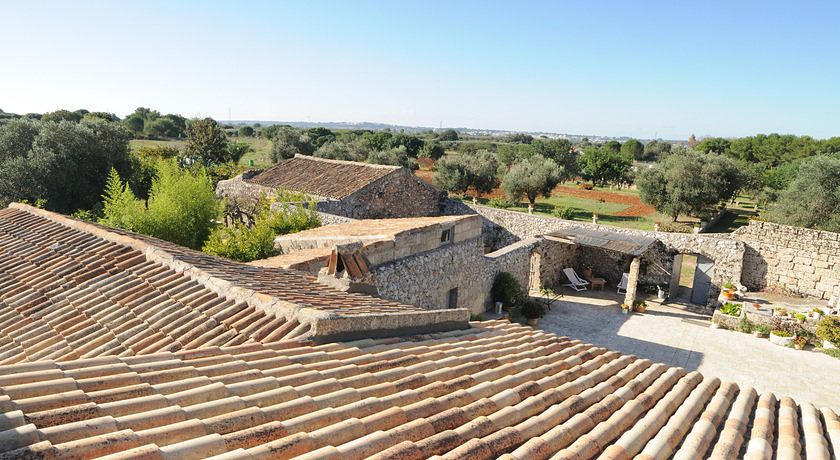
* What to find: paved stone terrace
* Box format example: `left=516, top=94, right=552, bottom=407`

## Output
left=538, top=290, right=840, bottom=410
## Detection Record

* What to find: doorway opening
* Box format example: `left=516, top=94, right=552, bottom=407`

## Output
left=670, top=254, right=715, bottom=305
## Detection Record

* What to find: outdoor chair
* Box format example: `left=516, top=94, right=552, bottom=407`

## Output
left=563, top=268, right=590, bottom=292
left=617, top=273, right=629, bottom=294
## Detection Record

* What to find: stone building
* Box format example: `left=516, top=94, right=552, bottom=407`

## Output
left=217, top=154, right=445, bottom=219
left=0, top=203, right=836, bottom=459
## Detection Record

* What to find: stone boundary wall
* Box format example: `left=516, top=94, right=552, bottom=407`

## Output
left=735, top=221, right=840, bottom=299
left=444, top=200, right=745, bottom=307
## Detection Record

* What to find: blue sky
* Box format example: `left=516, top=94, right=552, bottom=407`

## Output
left=1, top=0, right=839, bottom=139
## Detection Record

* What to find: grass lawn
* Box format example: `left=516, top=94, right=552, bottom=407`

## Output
left=472, top=194, right=668, bottom=231
left=130, top=137, right=273, bottom=168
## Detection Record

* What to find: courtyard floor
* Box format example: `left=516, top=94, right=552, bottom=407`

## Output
left=536, top=290, right=840, bottom=410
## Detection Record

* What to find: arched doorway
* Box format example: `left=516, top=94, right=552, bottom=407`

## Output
left=670, top=253, right=715, bottom=305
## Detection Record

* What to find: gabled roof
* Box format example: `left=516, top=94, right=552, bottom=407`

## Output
left=0, top=320, right=836, bottom=459
left=0, top=205, right=470, bottom=356
left=247, top=154, right=401, bottom=200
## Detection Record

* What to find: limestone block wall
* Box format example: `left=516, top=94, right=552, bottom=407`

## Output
left=735, top=221, right=840, bottom=299
left=372, top=237, right=541, bottom=315
left=444, top=201, right=745, bottom=307
left=334, top=170, right=445, bottom=219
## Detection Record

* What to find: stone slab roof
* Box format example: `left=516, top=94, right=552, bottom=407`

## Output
left=276, top=215, right=470, bottom=241
left=1, top=204, right=470, bottom=347
left=0, top=320, right=836, bottom=459
left=247, top=155, right=401, bottom=200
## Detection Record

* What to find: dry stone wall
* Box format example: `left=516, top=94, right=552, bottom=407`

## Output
left=736, top=221, right=840, bottom=299
left=444, top=201, right=745, bottom=307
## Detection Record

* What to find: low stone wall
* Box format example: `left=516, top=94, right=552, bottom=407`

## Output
left=736, top=221, right=840, bottom=300
left=444, top=201, right=744, bottom=308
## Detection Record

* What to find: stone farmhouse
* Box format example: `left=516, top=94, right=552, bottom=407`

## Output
left=1, top=203, right=838, bottom=459
left=217, top=154, right=445, bottom=219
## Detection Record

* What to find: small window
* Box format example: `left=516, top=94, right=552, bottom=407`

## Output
left=447, top=288, right=458, bottom=308
left=441, top=228, right=453, bottom=243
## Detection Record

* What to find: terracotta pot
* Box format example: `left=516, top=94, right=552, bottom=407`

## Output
left=526, top=318, right=540, bottom=326
left=635, top=305, right=646, bottom=313
left=722, top=290, right=736, bottom=300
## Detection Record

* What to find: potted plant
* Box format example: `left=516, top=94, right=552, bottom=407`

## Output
left=634, top=300, right=647, bottom=313
left=793, top=335, right=807, bottom=350
left=769, top=329, right=794, bottom=347
left=521, top=300, right=545, bottom=326
left=721, top=282, right=737, bottom=300
left=753, top=324, right=770, bottom=338
left=620, top=303, right=632, bottom=315
left=816, top=316, right=840, bottom=349
left=811, top=308, right=824, bottom=320
left=720, top=302, right=742, bottom=317
left=794, top=313, right=807, bottom=323
left=492, top=272, right=524, bottom=313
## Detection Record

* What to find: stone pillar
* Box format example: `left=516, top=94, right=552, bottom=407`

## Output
left=624, top=256, right=641, bottom=306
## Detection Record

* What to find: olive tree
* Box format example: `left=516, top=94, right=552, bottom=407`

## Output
left=502, top=155, right=561, bottom=205
left=765, top=156, right=840, bottom=231
left=636, top=150, right=741, bottom=221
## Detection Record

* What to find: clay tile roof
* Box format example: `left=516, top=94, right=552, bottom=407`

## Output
left=0, top=320, right=836, bottom=459
left=1, top=204, right=469, bottom=347
left=247, top=154, right=401, bottom=200
left=0, top=207, right=309, bottom=364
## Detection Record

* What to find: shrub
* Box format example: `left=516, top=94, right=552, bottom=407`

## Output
left=100, top=160, right=221, bottom=250
left=521, top=300, right=545, bottom=319
left=552, top=206, right=575, bottom=220
left=816, top=316, right=840, bottom=347
left=754, top=324, right=770, bottom=335
left=720, top=302, right=742, bottom=317
left=820, top=348, right=840, bottom=360
left=794, top=313, right=807, bottom=322
left=579, top=183, right=594, bottom=190
left=487, top=198, right=514, bottom=209
left=658, top=221, right=693, bottom=233
left=492, top=272, right=525, bottom=310
left=738, top=317, right=754, bottom=333
left=203, top=193, right=321, bottom=262
left=771, top=329, right=793, bottom=337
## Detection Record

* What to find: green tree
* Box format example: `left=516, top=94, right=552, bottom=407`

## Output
left=602, top=140, right=621, bottom=154
left=183, top=118, right=231, bottom=165
left=314, top=139, right=368, bottom=162
left=502, top=155, right=561, bottom=205
left=507, top=133, right=534, bottom=144
left=367, top=146, right=418, bottom=170
left=305, top=127, right=335, bottom=149
left=99, top=159, right=221, bottom=249
left=420, top=141, right=445, bottom=160
left=577, top=145, right=632, bottom=187
left=238, top=126, right=255, bottom=137
left=271, top=126, right=313, bottom=162
left=637, top=150, right=741, bottom=221
left=643, top=140, right=671, bottom=161
left=697, top=137, right=731, bottom=155
left=529, top=139, right=577, bottom=180
left=620, top=139, right=644, bottom=161
left=40, top=109, right=83, bottom=123
left=388, top=133, right=423, bottom=157
left=765, top=156, right=840, bottom=231
left=437, top=129, right=459, bottom=142
left=0, top=118, right=131, bottom=213
left=433, top=150, right=498, bottom=194
left=433, top=156, right=471, bottom=194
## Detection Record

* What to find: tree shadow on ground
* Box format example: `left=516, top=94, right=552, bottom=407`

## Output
left=534, top=289, right=705, bottom=371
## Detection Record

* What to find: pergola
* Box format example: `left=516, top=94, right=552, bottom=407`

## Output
left=544, top=227, right=657, bottom=306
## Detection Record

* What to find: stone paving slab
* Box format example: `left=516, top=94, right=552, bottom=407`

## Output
left=538, top=290, right=840, bottom=410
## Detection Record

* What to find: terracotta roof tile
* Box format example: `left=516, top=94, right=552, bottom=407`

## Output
left=247, top=154, right=400, bottom=200
left=0, top=320, right=835, bottom=459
